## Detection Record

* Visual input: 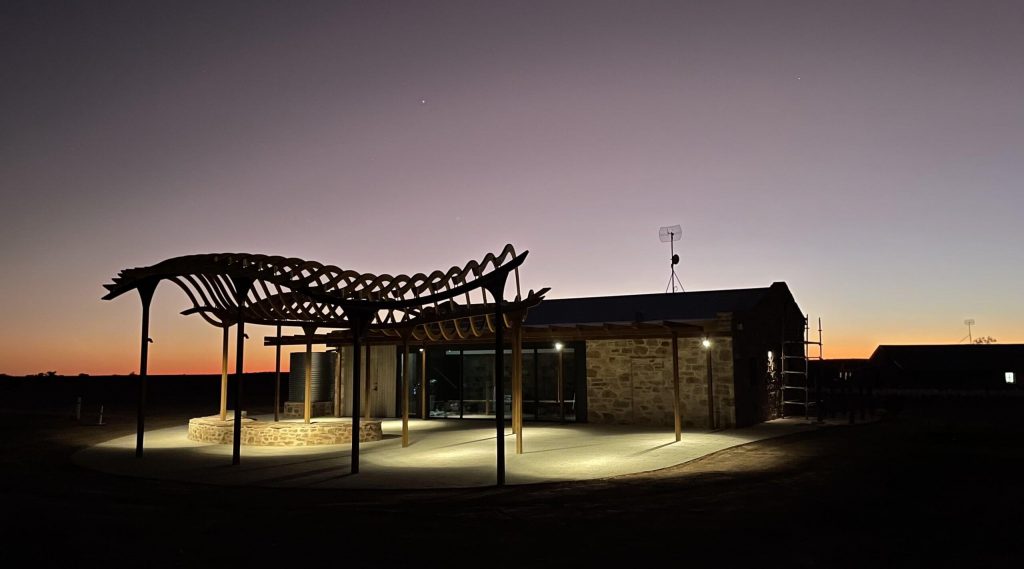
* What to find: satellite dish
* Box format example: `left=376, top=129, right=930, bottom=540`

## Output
left=659, top=225, right=682, bottom=243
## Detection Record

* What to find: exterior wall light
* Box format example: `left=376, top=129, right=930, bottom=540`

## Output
left=554, top=341, right=564, bottom=351
left=701, top=338, right=712, bottom=349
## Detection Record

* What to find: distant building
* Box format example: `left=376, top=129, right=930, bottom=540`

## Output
left=867, top=344, right=1024, bottom=390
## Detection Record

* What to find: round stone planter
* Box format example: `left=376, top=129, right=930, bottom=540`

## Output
left=187, top=416, right=383, bottom=446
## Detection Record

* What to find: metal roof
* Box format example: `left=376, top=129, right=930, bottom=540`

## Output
left=524, top=285, right=778, bottom=327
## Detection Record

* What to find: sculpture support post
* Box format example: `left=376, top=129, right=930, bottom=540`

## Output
left=484, top=274, right=510, bottom=486
left=135, top=281, right=157, bottom=459
left=494, top=298, right=506, bottom=486
left=514, top=321, right=523, bottom=454
left=231, top=279, right=252, bottom=466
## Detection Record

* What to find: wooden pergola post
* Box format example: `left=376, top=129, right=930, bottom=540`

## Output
left=557, top=344, right=564, bottom=422
left=302, top=325, right=316, bottom=424
left=219, top=324, right=230, bottom=421
left=401, top=339, right=410, bottom=447
left=363, top=344, right=372, bottom=419
left=672, top=332, right=681, bottom=441
left=705, top=335, right=716, bottom=430
left=419, top=347, right=427, bottom=419
left=511, top=323, right=519, bottom=435
left=273, top=324, right=281, bottom=422
left=333, top=347, right=342, bottom=418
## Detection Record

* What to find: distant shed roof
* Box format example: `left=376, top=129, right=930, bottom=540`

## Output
left=524, top=284, right=781, bottom=327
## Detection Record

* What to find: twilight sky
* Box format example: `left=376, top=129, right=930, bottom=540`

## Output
left=1, top=0, right=1022, bottom=375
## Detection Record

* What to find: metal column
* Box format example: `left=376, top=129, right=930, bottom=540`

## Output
left=134, top=281, right=157, bottom=459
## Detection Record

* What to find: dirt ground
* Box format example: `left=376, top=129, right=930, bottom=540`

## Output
left=2, top=397, right=1022, bottom=568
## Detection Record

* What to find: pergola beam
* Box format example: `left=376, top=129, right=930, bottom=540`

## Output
left=264, top=320, right=711, bottom=348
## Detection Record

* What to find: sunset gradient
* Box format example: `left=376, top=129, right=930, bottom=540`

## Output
left=2, top=1, right=1021, bottom=375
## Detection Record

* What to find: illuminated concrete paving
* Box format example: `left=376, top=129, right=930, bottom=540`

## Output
left=73, top=417, right=831, bottom=489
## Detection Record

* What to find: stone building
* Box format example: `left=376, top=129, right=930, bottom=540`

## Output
left=522, top=282, right=806, bottom=428
left=293, top=282, right=806, bottom=430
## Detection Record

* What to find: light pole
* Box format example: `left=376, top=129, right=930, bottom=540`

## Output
left=702, top=337, right=715, bottom=430
left=964, top=319, right=975, bottom=343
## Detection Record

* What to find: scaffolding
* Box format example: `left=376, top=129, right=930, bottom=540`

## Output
left=780, top=315, right=823, bottom=420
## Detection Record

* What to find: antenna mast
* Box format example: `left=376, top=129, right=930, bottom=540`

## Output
left=659, top=225, right=684, bottom=293
left=963, top=319, right=975, bottom=343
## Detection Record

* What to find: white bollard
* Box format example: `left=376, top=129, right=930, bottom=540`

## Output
left=97, top=405, right=105, bottom=426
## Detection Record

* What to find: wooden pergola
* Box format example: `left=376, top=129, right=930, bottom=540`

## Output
left=103, top=244, right=547, bottom=485
left=270, top=318, right=713, bottom=442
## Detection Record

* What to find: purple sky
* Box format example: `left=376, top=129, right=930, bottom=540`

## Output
left=2, top=0, right=1022, bottom=375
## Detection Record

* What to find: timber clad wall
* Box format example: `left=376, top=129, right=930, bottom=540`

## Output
left=586, top=338, right=735, bottom=428
left=339, top=345, right=398, bottom=417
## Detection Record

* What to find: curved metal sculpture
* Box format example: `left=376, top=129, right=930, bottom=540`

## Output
left=103, top=244, right=549, bottom=334
left=104, top=244, right=547, bottom=484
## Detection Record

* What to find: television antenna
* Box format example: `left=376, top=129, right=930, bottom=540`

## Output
left=659, top=225, right=684, bottom=293
left=963, top=319, right=975, bottom=343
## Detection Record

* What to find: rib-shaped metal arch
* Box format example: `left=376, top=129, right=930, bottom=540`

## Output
left=103, top=245, right=548, bottom=335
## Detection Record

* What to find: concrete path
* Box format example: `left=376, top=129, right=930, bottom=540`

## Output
left=73, top=416, right=828, bottom=489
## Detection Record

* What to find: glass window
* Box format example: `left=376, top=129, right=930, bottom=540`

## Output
left=409, top=351, right=424, bottom=418
left=563, top=347, right=576, bottom=422
left=462, top=349, right=495, bottom=418
left=427, top=349, right=462, bottom=418
left=416, top=345, right=577, bottom=422
left=1007, top=372, right=1016, bottom=384
left=522, top=350, right=536, bottom=420
left=536, top=347, right=573, bottom=421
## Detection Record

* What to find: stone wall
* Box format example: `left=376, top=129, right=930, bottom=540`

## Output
left=187, top=416, right=383, bottom=446
left=282, top=401, right=334, bottom=419
left=586, top=337, right=735, bottom=428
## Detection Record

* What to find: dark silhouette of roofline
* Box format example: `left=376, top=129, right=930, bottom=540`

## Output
left=525, top=281, right=795, bottom=327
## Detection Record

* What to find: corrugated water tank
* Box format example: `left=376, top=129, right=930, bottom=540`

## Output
left=288, top=351, right=338, bottom=402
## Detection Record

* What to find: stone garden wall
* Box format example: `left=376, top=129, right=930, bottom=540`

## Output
left=187, top=416, right=383, bottom=446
